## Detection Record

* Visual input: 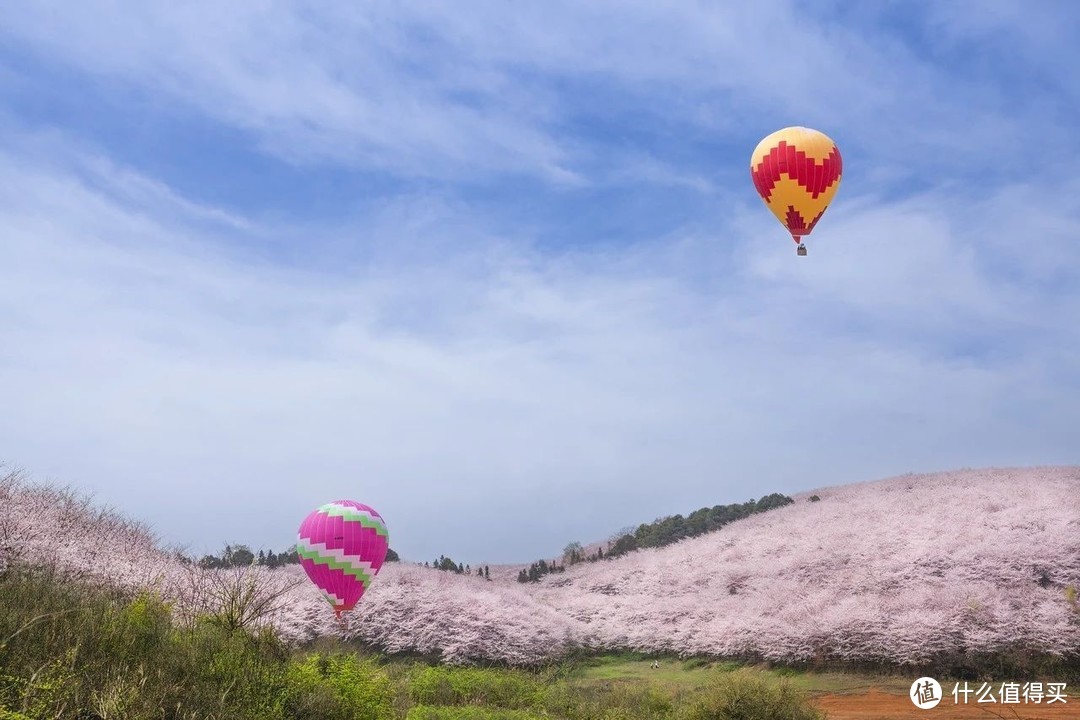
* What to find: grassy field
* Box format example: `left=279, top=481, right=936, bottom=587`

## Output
left=572, top=652, right=914, bottom=696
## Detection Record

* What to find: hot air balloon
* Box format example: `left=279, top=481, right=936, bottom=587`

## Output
left=296, top=500, right=389, bottom=619
left=749, top=126, right=842, bottom=255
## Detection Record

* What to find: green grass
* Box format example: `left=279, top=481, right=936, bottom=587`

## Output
left=574, top=654, right=716, bottom=690
left=571, top=653, right=912, bottom=697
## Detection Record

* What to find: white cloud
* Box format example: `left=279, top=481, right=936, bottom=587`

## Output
left=1, top=126, right=1077, bottom=561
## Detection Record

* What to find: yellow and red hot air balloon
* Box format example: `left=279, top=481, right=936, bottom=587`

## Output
left=749, top=126, right=842, bottom=255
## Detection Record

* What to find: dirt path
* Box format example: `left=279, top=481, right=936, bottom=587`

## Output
left=811, top=690, right=1077, bottom=719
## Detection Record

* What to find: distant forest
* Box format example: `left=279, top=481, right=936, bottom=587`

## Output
left=517, top=492, right=796, bottom=582
left=422, top=555, right=492, bottom=581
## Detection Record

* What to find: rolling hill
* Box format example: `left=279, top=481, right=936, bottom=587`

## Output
left=2, top=465, right=1077, bottom=667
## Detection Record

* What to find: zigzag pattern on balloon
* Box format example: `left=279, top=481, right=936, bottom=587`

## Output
left=751, top=141, right=842, bottom=203
left=321, top=502, right=389, bottom=536
left=296, top=542, right=377, bottom=585
left=784, top=205, right=828, bottom=235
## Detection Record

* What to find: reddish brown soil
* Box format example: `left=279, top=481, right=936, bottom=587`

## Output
left=811, top=690, right=1078, bottom=720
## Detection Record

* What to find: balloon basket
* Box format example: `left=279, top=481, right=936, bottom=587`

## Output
left=796, top=243, right=807, bottom=256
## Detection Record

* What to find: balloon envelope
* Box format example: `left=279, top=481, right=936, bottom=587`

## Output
left=297, top=500, right=389, bottom=616
left=749, top=126, right=842, bottom=244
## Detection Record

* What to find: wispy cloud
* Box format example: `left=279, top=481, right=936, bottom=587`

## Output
left=2, top=126, right=1077, bottom=560
left=2, top=1, right=1070, bottom=185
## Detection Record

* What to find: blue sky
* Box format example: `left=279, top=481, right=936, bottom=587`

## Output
left=1, top=1, right=1078, bottom=563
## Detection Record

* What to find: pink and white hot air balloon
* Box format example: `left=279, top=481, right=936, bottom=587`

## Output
left=296, top=500, right=389, bottom=618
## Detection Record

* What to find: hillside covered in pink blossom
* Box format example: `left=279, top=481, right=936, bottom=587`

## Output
left=2, top=466, right=1077, bottom=667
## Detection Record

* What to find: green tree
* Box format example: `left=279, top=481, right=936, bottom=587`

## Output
left=608, top=534, right=638, bottom=556
left=220, top=546, right=253, bottom=569
left=756, top=492, right=795, bottom=512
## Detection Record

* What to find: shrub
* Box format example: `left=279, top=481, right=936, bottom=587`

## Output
left=178, top=563, right=303, bottom=633
left=409, top=665, right=542, bottom=709
left=0, top=560, right=397, bottom=719
left=539, top=678, right=673, bottom=720
left=675, top=669, right=824, bottom=720
left=0, top=562, right=293, bottom=719
left=283, top=652, right=395, bottom=720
